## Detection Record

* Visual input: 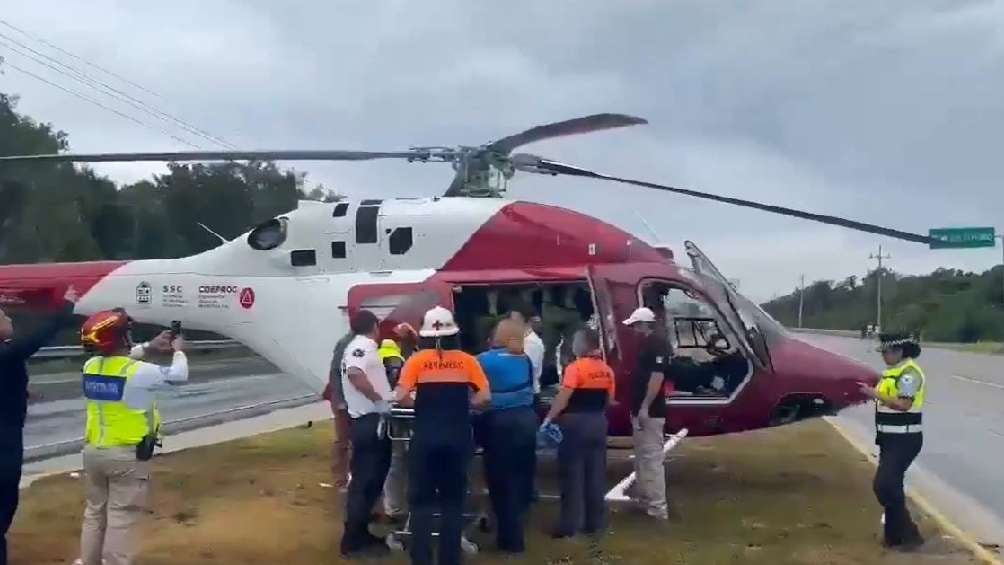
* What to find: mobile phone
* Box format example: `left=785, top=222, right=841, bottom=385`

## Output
left=170, top=320, right=182, bottom=338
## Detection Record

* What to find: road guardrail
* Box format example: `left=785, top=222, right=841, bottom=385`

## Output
left=35, top=339, right=244, bottom=358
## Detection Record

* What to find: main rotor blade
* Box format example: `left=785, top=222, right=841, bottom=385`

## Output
left=0, top=150, right=423, bottom=164
left=517, top=155, right=933, bottom=245
left=487, top=113, right=648, bottom=155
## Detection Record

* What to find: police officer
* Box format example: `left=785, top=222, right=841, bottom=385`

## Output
left=340, top=310, right=393, bottom=557
left=0, top=286, right=78, bottom=565
left=394, top=306, right=489, bottom=565
left=859, top=333, right=926, bottom=550
left=379, top=338, right=408, bottom=521
left=77, top=309, right=188, bottom=565
left=476, top=319, right=537, bottom=553
left=542, top=327, right=616, bottom=538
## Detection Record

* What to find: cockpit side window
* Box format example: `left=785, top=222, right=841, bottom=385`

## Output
left=247, top=217, right=288, bottom=250
left=639, top=280, right=752, bottom=400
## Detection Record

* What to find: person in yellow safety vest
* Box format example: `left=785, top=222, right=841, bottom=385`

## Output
left=858, top=332, right=925, bottom=551
left=378, top=338, right=409, bottom=521
left=76, top=309, right=188, bottom=565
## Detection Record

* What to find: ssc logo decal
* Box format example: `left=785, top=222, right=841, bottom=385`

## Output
left=352, top=348, right=365, bottom=358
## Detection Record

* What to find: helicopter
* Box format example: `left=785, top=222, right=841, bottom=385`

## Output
left=0, top=113, right=935, bottom=437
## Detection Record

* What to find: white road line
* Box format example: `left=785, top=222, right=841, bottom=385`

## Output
left=951, top=374, right=1004, bottom=390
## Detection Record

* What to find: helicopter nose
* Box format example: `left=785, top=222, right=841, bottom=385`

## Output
left=771, top=335, right=880, bottom=409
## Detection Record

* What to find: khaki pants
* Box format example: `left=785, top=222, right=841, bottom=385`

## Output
left=80, top=446, right=151, bottom=565
left=630, top=416, right=667, bottom=519
left=382, top=441, right=408, bottom=517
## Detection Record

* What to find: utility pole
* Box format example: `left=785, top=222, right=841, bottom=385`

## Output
left=797, top=274, right=805, bottom=328
left=869, top=245, right=892, bottom=332
left=997, top=234, right=1003, bottom=306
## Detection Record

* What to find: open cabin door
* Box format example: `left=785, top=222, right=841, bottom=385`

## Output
left=346, top=279, right=454, bottom=337
left=684, top=241, right=772, bottom=371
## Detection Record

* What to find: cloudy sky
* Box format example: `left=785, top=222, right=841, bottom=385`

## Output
left=2, top=1, right=1002, bottom=301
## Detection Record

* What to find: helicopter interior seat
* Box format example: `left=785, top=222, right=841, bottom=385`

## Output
left=672, top=334, right=748, bottom=396
left=451, top=283, right=595, bottom=364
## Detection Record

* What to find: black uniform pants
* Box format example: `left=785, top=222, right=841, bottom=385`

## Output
left=344, top=414, right=391, bottom=545
left=409, top=431, right=472, bottom=565
left=557, top=411, right=608, bottom=536
left=481, top=406, right=537, bottom=552
left=873, top=433, right=923, bottom=546
left=0, top=428, right=23, bottom=565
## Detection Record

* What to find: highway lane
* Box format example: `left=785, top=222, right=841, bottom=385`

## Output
left=803, top=334, right=1004, bottom=547
left=24, top=356, right=317, bottom=459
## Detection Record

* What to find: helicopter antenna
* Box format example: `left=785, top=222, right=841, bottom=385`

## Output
left=632, top=209, right=661, bottom=243
left=197, top=222, right=228, bottom=244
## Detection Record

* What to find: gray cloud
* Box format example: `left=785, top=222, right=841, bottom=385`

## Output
left=3, top=0, right=1002, bottom=300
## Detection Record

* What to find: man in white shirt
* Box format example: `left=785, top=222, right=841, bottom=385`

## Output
left=508, top=304, right=544, bottom=394
left=339, top=310, right=393, bottom=558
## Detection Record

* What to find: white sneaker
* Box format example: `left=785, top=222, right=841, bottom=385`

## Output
left=461, top=536, right=479, bottom=554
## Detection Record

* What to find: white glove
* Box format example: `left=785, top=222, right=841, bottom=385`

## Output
left=375, top=400, right=392, bottom=414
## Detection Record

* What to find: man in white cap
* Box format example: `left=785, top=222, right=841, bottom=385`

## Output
left=622, top=306, right=670, bottom=520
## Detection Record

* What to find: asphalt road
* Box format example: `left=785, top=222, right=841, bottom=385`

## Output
left=24, top=356, right=318, bottom=460
left=803, top=334, right=1004, bottom=547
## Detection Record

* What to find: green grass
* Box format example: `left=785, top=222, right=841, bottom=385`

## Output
left=11, top=420, right=977, bottom=564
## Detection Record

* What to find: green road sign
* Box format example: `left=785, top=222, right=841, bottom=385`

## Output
left=928, top=227, right=996, bottom=249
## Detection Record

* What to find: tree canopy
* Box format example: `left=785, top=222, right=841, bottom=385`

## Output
left=762, top=266, right=1004, bottom=342
left=0, top=92, right=337, bottom=264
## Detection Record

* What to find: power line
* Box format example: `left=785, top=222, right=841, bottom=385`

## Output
left=0, top=18, right=162, bottom=100
left=2, top=60, right=201, bottom=149
left=0, top=31, right=236, bottom=150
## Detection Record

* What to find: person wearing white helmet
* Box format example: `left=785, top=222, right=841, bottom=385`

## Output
left=394, top=306, right=490, bottom=565
left=623, top=306, right=671, bottom=520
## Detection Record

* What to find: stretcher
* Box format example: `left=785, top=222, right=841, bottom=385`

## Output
left=384, top=406, right=485, bottom=554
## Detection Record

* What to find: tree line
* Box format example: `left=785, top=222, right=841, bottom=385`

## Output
left=761, top=266, right=1004, bottom=342
left=0, top=92, right=337, bottom=265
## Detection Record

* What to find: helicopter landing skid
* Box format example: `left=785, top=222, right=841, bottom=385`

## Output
left=605, top=428, right=689, bottom=502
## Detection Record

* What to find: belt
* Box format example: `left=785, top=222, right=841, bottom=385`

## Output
left=877, top=423, right=922, bottom=434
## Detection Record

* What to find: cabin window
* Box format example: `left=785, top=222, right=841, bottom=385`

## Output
left=290, top=249, right=316, bottom=267
left=331, top=241, right=347, bottom=259
left=388, top=227, right=413, bottom=255
left=247, top=217, right=288, bottom=250
left=640, top=281, right=752, bottom=400
left=332, top=202, right=349, bottom=217
left=356, top=204, right=380, bottom=244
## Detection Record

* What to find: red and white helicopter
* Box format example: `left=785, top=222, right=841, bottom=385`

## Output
left=0, top=114, right=935, bottom=437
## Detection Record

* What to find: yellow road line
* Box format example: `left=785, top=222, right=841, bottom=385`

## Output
left=825, top=417, right=1002, bottom=565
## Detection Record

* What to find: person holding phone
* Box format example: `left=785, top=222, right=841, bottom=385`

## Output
left=75, top=309, right=187, bottom=565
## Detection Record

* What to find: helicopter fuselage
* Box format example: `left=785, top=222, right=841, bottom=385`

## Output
left=0, top=197, right=877, bottom=436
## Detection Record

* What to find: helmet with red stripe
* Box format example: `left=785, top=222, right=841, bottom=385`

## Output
left=80, top=308, right=131, bottom=355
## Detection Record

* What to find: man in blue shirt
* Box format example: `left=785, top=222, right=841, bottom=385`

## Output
left=476, top=319, right=537, bottom=553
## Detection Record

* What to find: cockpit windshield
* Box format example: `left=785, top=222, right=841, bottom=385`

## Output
left=684, top=241, right=777, bottom=368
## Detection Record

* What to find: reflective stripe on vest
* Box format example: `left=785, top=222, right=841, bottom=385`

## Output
left=874, top=358, right=925, bottom=430
left=83, top=356, right=160, bottom=447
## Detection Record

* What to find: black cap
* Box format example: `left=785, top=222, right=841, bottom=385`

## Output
left=877, top=332, right=921, bottom=357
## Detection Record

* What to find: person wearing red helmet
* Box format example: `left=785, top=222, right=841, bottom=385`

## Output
left=0, top=286, right=78, bottom=565
left=76, top=308, right=188, bottom=565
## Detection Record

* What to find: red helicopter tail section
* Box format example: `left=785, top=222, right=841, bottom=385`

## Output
left=0, top=261, right=127, bottom=312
